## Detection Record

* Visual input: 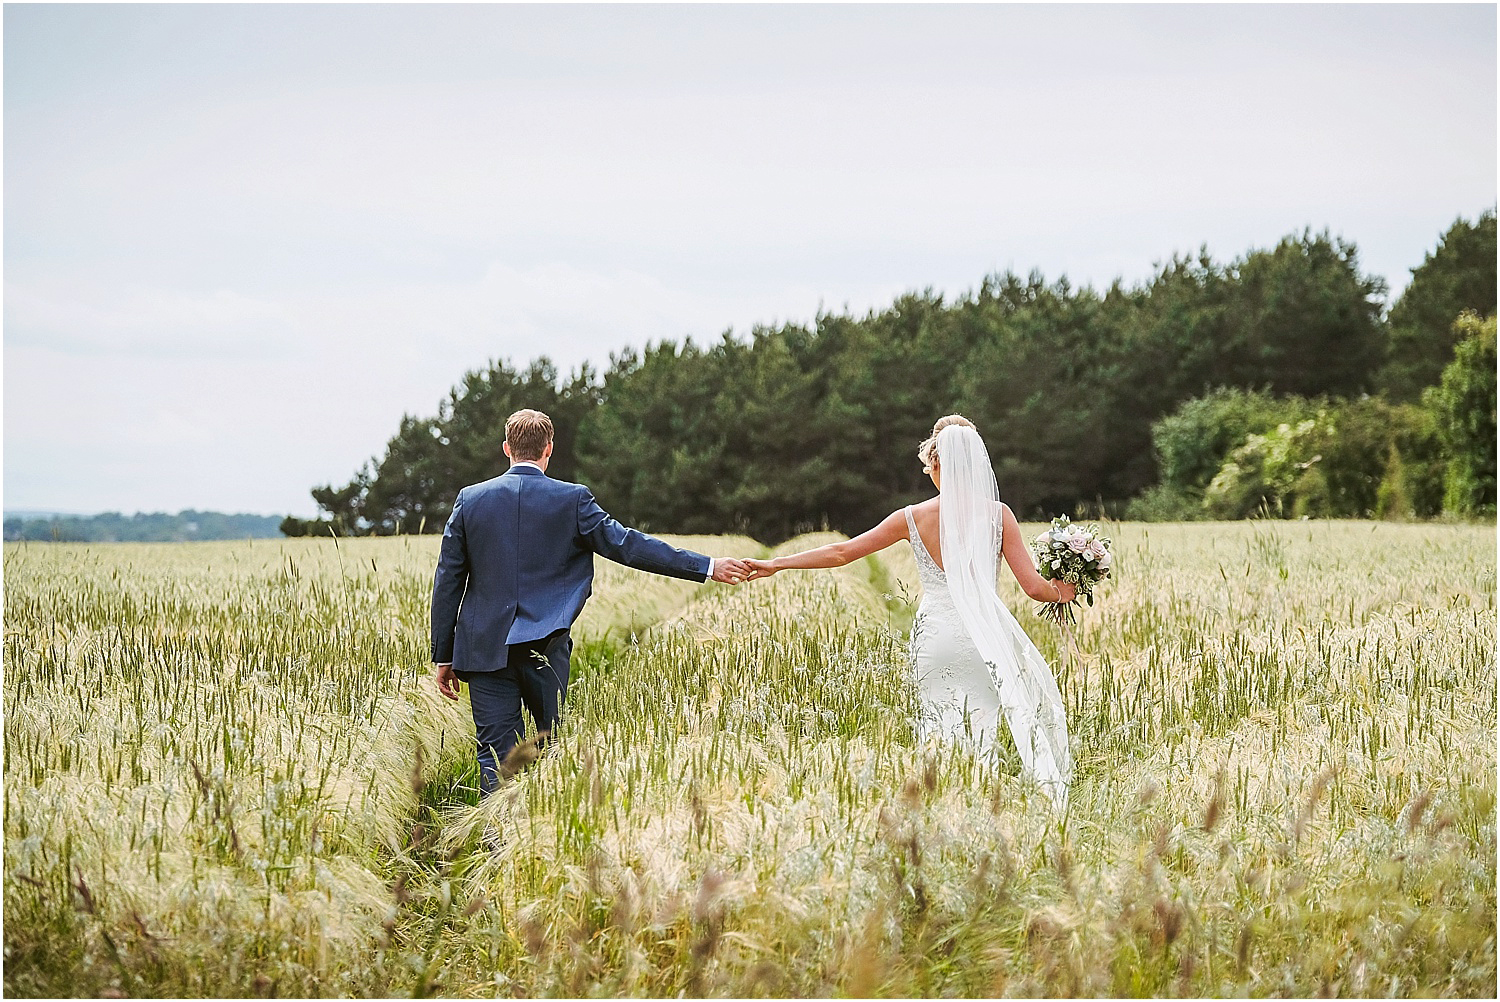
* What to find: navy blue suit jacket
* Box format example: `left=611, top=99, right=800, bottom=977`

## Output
left=430, top=465, right=711, bottom=672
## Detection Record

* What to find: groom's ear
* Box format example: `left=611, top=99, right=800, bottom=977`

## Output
left=502, top=442, right=513, bottom=461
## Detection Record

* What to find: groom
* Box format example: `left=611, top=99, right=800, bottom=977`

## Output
left=431, top=408, right=749, bottom=793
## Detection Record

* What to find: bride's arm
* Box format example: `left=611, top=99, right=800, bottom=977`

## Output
left=999, top=504, right=1077, bottom=603
left=745, top=510, right=908, bottom=578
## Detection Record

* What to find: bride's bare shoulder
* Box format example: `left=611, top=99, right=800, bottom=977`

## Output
left=905, top=497, right=940, bottom=533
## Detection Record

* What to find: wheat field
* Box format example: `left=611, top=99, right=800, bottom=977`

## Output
left=3, top=521, right=1495, bottom=997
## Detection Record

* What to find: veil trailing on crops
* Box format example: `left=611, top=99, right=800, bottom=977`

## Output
left=936, top=424, right=1073, bottom=805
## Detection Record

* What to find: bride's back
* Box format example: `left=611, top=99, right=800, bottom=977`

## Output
left=907, top=497, right=1006, bottom=573
left=908, top=498, right=946, bottom=570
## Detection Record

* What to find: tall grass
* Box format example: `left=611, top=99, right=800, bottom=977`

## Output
left=4, top=521, right=1495, bottom=996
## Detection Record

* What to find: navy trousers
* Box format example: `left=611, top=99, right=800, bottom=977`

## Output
left=456, top=630, right=572, bottom=794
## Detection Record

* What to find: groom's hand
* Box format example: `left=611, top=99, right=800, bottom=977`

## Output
left=435, top=662, right=461, bottom=700
left=710, top=557, right=750, bottom=584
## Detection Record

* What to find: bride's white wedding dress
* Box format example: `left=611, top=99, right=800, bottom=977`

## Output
left=902, top=426, right=1073, bottom=805
left=905, top=505, right=1003, bottom=742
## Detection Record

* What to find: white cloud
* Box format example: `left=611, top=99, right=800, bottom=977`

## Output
left=3, top=3, right=1494, bottom=514
left=3, top=263, right=906, bottom=514
left=285, top=260, right=902, bottom=373
left=5, top=284, right=296, bottom=358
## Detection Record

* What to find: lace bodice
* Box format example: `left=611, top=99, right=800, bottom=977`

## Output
left=903, top=504, right=1001, bottom=618
left=905, top=505, right=976, bottom=657
left=904, top=505, right=952, bottom=607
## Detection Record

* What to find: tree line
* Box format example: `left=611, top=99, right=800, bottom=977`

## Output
left=6, top=510, right=286, bottom=543
left=286, top=213, right=1496, bottom=543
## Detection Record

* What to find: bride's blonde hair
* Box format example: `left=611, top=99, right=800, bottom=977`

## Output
left=918, top=414, right=976, bottom=470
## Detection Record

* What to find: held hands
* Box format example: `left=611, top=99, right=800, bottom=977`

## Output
left=743, top=558, right=777, bottom=581
left=710, top=557, right=752, bottom=585
left=711, top=556, right=778, bottom=583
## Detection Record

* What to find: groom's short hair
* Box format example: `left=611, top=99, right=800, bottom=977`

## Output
left=505, top=409, right=554, bottom=461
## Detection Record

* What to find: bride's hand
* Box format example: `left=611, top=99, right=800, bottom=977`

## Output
left=743, top=558, right=777, bottom=581
left=1051, top=579, right=1077, bottom=603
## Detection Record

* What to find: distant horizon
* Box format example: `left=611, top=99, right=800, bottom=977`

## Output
left=4, top=506, right=288, bottom=520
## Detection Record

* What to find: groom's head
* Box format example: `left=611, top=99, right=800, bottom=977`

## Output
left=504, top=409, right=554, bottom=467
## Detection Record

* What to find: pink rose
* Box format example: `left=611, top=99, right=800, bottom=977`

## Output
left=1067, top=535, right=1089, bottom=553
left=1098, top=551, right=1112, bottom=571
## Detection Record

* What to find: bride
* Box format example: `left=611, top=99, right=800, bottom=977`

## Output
left=744, top=415, right=1075, bottom=803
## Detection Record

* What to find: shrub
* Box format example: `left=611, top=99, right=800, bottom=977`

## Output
left=1426, top=313, right=1498, bottom=515
left=1204, top=418, right=1325, bottom=518
left=1200, top=399, right=1444, bottom=519
left=1151, top=388, right=1312, bottom=494
left=1122, top=484, right=1206, bottom=522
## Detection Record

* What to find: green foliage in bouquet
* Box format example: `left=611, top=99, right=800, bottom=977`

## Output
left=1031, top=515, right=1112, bottom=624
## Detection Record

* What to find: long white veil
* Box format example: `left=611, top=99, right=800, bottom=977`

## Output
left=936, top=424, right=1073, bottom=805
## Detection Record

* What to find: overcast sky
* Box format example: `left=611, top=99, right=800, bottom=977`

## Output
left=4, top=3, right=1495, bottom=517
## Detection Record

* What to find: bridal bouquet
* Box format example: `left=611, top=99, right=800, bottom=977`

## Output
left=1032, top=516, right=1112, bottom=624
